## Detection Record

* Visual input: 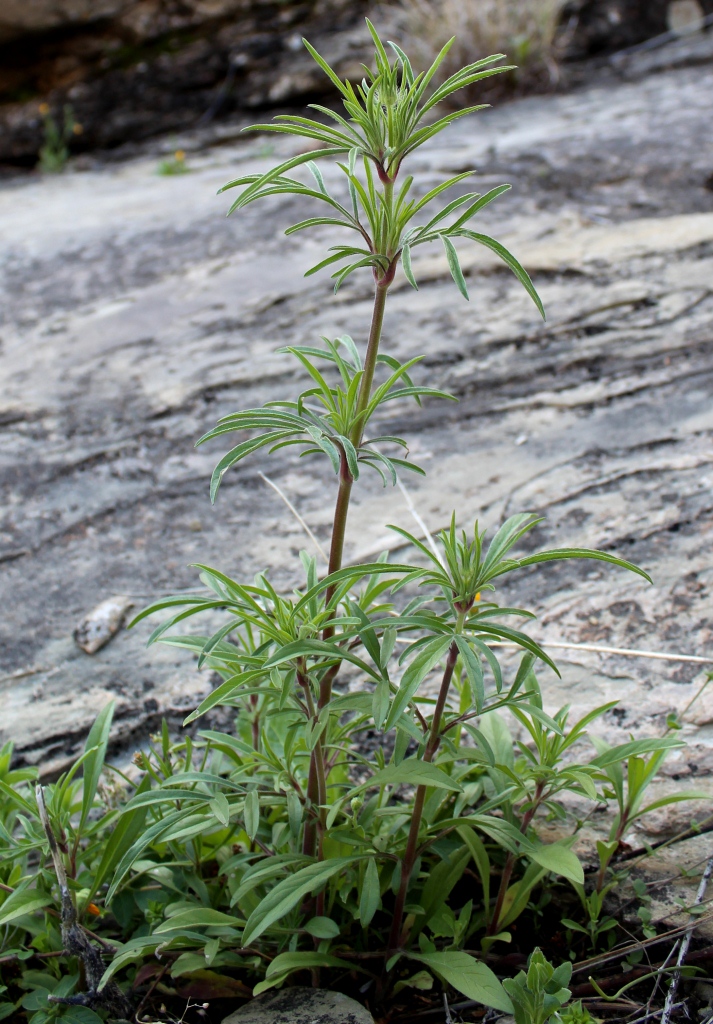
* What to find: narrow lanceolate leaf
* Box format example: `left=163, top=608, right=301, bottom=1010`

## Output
left=456, top=230, right=545, bottom=319
left=407, top=951, right=513, bottom=1013
left=372, top=677, right=391, bottom=730
left=401, top=243, right=418, bottom=289
left=106, top=806, right=198, bottom=900
left=253, top=951, right=356, bottom=996
left=357, top=757, right=462, bottom=793
left=449, top=184, right=512, bottom=228
left=84, top=774, right=151, bottom=909
left=441, top=235, right=469, bottom=299
left=304, top=916, right=340, bottom=939
left=210, top=793, right=231, bottom=827
left=590, top=736, right=683, bottom=768
left=0, top=888, right=53, bottom=926
left=154, top=908, right=242, bottom=933
left=265, top=638, right=380, bottom=681
left=266, top=950, right=353, bottom=980
left=482, top=513, right=541, bottom=575
left=287, top=790, right=302, bottom=840
left=183, top=669, right=265, bottom=725
left=385, top=635, right=453, bottom=729
left=360, top=857, right=381, bottom=926
left=219, top=147, right=346, bottom=206
left=244, top=790, right=260, bottom=842
left=80, top=701, right=115, bottom=832
left=455, top=637, right=484, bottom=712
left=242, top=857, right=359, bottom=946
left=99, top=936, right=164, bottom=990
left=209, top=432, right=294, bottom=503
left=515, top=547, right=652, bottom=583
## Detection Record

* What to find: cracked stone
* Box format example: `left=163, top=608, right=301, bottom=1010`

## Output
left=221, top=987, right=375, bottom=1024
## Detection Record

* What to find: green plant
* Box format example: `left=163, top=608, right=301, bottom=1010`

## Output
left=0, top=710, right=136, bottom=1022
left=558, top=999, right=599, bottom=1023
left=157, top=149, right=190, bottom=175
left=591, top=740, right=704, bottom=892
left=502, top=948, right=573, bottom=1024
left=37, top=105, right=81, bottom=174
left=113, top=19, right=655, bottom=1001
left=562, top=885, right=619, bottom=951
left=1, top=20, right=683, bottom=1018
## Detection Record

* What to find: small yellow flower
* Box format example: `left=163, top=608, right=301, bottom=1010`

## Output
left=73, top=122, right=83, bottom=135
left=38, top=102, right=50, bottom=116
left=174, top=149, right=185, bottom=161
left=475, top=592, right=481, bottom=602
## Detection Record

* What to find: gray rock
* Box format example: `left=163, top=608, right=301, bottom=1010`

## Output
left=73, top=596, right=134, bottom=654
left=0, top=0, right=126, bottom=42
left=2, top=44, right=713, bottom=805
left=0, top=2, right=370, bottom=164
left=222, top=987, right=374, bottom=1024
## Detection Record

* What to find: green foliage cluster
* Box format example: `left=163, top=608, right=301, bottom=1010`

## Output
left=157, top=150, right=190, bottom=176
left=1, top=19, right=700, bottom=1021
left=0, top=701, right=690, bottom=1019
left=503, top=947, right=573, bottom=1024
left=37, top=105, right=80, bottom=174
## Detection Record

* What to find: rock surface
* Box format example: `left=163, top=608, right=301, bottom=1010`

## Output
left=0, top=1, right=132, bottom=42
left=3, top=1, right=713, bottom=167
left=0, top=0, right=369, bottom=166
left=73, top=595, right=134, bottom=654
left=222, top=987, right=374, bottom=1024
left=1, top=36, right=713, bottom=814
left=561, top=0, right=713, bottom=59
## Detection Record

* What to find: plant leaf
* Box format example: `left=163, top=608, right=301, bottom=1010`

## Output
left=590, top=736, right=683, bottom=768
left=79, top=702, right=115, bottom=832
left=242, top=857, right=359, bottom=945
left=407, top=951, right=513, bottom=1012
left=528, top=841, right=584, bottom=884
left=154, top=908, right=242, bottom=933
left=304, top=916, right=340, bottom=939
left=442, top=235, right=469, bottom=299
left=385, top=635, right=453, bottom=729
left=357, top=757, right=462, bottom=793
left=244, top=790, right=260, bottom=842
left=456, top=230, right=544, bottom=319
left=210, top=793, right=231, bottom=827
left=401, top=243, right=418, bottom=289
left=516, top=547, right=652, bottom=583
left=359, top=857, right=381, bottom=926
left=0, top=889, right=53, bottom=926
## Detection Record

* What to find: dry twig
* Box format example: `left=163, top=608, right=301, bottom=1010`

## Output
left=36, top=785, right=133, bottom=1018
left=258, top=471, right=328, bottom=561
left=660, top=855, right=713, bottom=1024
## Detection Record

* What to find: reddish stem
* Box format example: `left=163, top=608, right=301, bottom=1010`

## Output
left=387, top=640, right=459, bottom=956
left=487, top=781, right=545, bottom=937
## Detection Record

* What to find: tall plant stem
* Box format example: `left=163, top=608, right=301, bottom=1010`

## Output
left=300, top=671, right=327, bottom=858
left=308, top=279, right=392, bottom=855
left=387, top=636, right=460, bottom=956
left=321, top=279, right=391, bottom=665
left=350, top=278, right=390, bottom=450
left=487, top=781, right=545, bottom=937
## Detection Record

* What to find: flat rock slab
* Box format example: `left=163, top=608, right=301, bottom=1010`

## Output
left=222, top=987, right=374, bottom=1024
left=1, top=45, right=713, bottom=801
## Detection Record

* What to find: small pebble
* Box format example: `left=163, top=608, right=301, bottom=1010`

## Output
left=74, top=596, right=134, bottom=654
